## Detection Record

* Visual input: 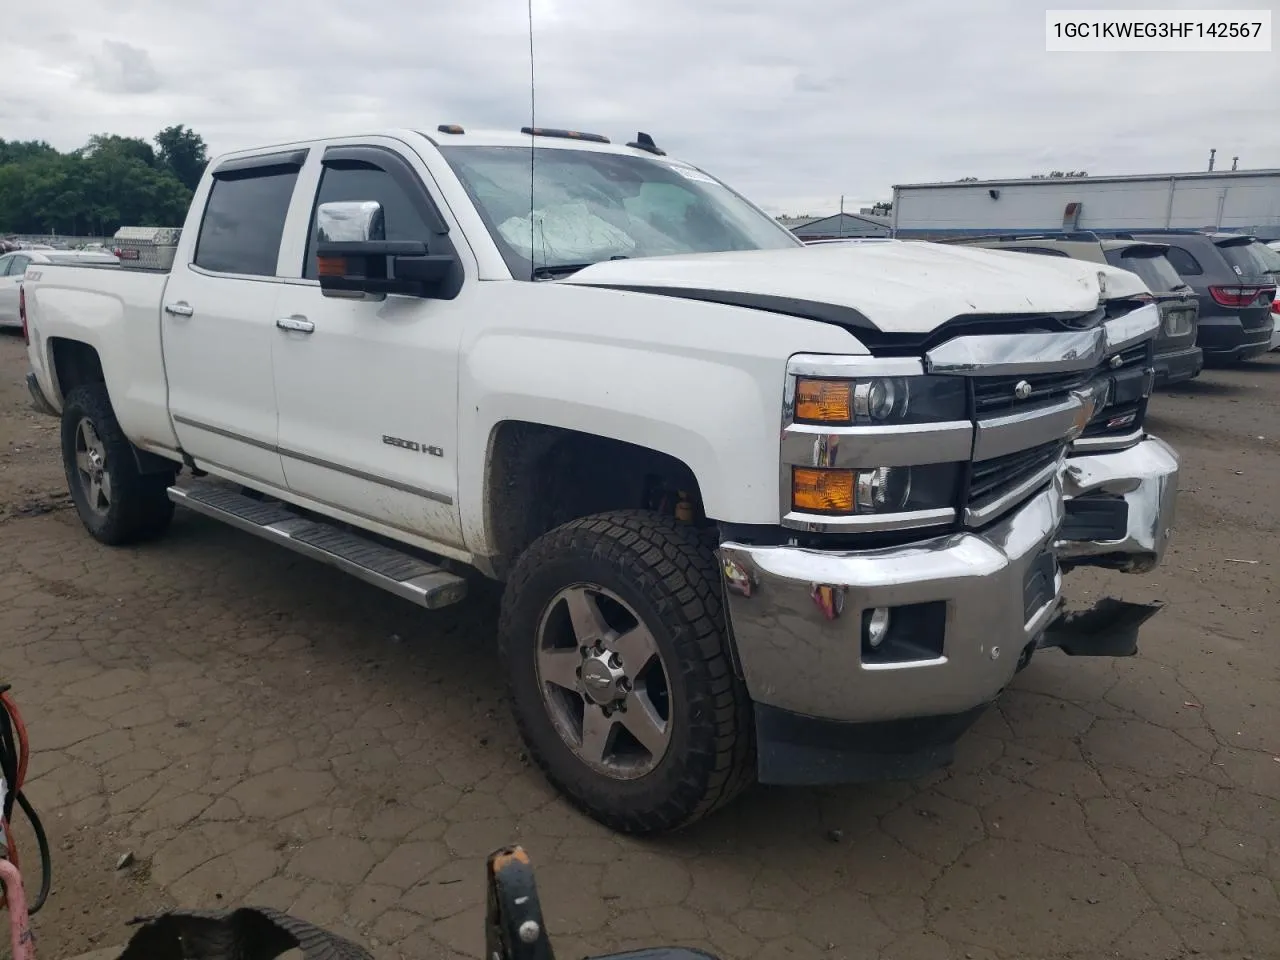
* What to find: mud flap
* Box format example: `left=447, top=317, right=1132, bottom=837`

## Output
left=1038, top=597, right=1164, bottom=658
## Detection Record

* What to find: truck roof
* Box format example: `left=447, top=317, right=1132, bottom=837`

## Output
left=208, top=127, right=675, bottom=170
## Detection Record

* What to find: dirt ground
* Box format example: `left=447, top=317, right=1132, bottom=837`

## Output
left=0, top=329, right=1277, bottom=960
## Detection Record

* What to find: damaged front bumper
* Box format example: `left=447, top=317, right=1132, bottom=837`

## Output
left=719, top=434, right=1179, bottom=786
left=1057, top=436, right=1179, bottom=574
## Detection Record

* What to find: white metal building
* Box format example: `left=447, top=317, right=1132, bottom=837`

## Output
left=891, top=169, right=1280, bottom=241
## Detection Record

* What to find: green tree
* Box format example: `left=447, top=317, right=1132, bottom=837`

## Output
left=0, top=139, right=59, bottom=167
left=154, top=125, right=209, bottom=192
left=80, top=134, right=158, bottom=168
left=0, top=127, right=199, bottom=235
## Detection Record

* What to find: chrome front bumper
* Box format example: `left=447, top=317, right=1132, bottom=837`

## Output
left=1057, top=436, right=1179, bottom=573
left=720, top=483, right=1064, bottom=724
left=720, top=436, right=1178, bottom=725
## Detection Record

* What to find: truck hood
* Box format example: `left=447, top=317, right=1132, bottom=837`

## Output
left=979, top=248, right=1152, bottom=301
left=561, top=239, right=1107, bottom=335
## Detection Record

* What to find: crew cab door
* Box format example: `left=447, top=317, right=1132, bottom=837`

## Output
left=161, top=151, right=309, bottom=489
left=270, top=141, right=467, bottom=547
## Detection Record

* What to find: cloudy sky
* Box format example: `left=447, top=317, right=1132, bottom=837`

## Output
left=4, top=0, right=1277, bottom=215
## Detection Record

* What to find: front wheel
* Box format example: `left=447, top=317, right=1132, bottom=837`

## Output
left=60, top=383, right=176, bottom=545
left=499, top=511, right=754, bottom=834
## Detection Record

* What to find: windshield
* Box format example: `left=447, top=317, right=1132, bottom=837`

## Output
left=1106, top=250, right=1186, bottom=292
left=438, top=145, right=800, bottom=278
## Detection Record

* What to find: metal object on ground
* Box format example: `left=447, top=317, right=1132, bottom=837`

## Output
left=485, top=845, right=720, bottom=960
left=486, top=846, right=555, bottom=960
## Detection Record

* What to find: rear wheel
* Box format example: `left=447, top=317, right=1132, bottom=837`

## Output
left=61, top=383, right=176, bottom=545
left=499, top=510, right=754, bottom=834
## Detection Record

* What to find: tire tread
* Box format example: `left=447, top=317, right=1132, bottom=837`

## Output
left=499, top=510, right=754, bottom=833
left=61, top=383, right=175, bottom=545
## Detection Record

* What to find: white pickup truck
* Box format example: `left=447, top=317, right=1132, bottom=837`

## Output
left=21, top=126, right=1178, bottom=834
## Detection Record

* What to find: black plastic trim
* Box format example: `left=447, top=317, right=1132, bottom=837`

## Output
left=212, top=148, right=309, bottom=179
left=584, top=284, right=879, bottom=332
left=320, top=145, right=450, bottom=236
left=1060, top=497, right=1130, bottom=542
left=754, top=702, right=989, bottom=785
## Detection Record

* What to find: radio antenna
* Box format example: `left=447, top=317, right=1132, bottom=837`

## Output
left=527, top=0, right=537, bottom=280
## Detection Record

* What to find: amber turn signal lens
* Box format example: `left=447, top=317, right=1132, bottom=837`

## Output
left=794, top=379, right=852, bottom=423
left=316, top=255, right=346, bottom=277
left=792, top=467, right=856, bottom=513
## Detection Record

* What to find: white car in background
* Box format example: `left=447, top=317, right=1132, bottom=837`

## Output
left=0, top=249, right=119, bottom=328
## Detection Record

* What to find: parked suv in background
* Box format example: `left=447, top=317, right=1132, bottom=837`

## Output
left=940, top=235, right=1202, bottom=384
left=1100, top=241, right=1201, bottom=383
left=1119, top=232, right=1275, bottom=365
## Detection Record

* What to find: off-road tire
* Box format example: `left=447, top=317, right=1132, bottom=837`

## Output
left=61, top=383, right=176, bottom=545
left=499, top=510, right=755, bottom=834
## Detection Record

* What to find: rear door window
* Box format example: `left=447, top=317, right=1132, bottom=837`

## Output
left=194, top=168, right=300, bottom=276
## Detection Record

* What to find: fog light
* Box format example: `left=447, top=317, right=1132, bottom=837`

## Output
left=866, top=607, right=891, bottom=648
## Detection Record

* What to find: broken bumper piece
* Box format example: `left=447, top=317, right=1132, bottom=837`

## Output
left=1057, top=435, right=1179, bottom=573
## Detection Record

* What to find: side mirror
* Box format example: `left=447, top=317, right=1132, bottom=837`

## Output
left=315, top=200, right=455, bottom=300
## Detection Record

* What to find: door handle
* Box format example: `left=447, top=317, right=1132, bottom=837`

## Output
left=164, top=302, right=194, bottom=317
left=276, top=316, right=315, bottom=333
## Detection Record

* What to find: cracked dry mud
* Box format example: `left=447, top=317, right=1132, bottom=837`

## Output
left=1, top=331, right=1277, bottom=960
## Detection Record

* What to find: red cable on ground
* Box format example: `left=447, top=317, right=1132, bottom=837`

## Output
left=1, top=694, right=29, bottom=788
left=0, top=689, right=36, bottom=955
left=0, top=859, right=35, bottom=960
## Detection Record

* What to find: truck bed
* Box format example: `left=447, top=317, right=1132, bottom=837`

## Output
left=24, top=261, right=178, bottom=453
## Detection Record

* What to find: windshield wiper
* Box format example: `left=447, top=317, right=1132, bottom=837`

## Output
left=531, top=255, right=629, bottom=280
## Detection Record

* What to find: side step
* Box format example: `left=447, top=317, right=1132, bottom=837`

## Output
left=168, top=483, right=468, bottom=610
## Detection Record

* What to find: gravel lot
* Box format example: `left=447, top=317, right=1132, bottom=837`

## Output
left=1, top=329, right=1277, bottom=960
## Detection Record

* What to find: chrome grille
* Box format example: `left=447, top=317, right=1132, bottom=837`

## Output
left=972, top=369, right=1090, bottom=416
left=966, top=439, right=1065, bottom=513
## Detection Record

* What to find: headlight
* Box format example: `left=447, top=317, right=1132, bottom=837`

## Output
left=794, top=375, right=966, bottom=426
left=791, top=463, right=961, bottom=516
